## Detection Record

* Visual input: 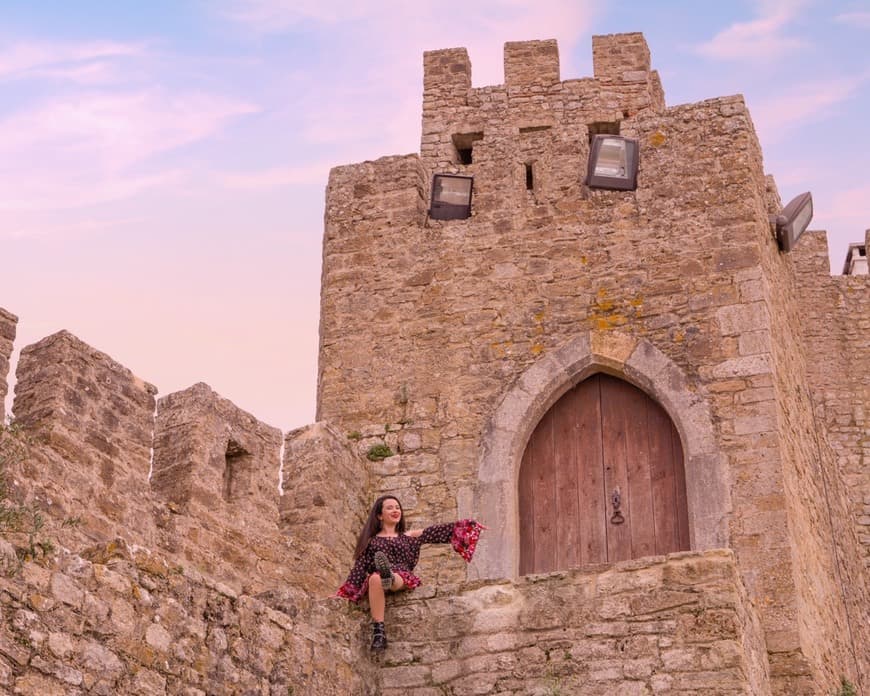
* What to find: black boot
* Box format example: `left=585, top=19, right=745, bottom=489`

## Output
left=374, top=551, right=393, bottom=590
left=370, top=621, right=387, bottom=652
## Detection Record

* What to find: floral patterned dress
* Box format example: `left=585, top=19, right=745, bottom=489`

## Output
left=336, top=519, right=483, bottom=603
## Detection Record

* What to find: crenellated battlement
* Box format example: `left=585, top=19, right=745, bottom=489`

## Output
left=0, top=323, right=369, bottom=595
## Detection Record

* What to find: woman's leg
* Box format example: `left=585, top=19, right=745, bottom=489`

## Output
left=368, top=573, right=386, bottom=622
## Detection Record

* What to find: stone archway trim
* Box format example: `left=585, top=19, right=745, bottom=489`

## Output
left=464, top=330, right=730, bottom=581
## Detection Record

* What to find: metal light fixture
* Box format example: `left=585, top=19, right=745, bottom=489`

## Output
left=772, top=192, right=813, bottom=252
left=586, top=134, right=639, bottom=191
left=429, top=174, right=473, bottom=220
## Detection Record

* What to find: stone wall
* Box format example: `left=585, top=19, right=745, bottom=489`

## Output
left=281, top=422, right=371, bottom=593
left=151, top=383, right=284, bottom=593
left=786, top=230, right=870, bottom=684
left=0, top=307, right=16, bottom=424
left=1, top=329, right=381, bottom=692
left=12, top=331, right=159, bottom=544
left=379, top=550, right=771, bottom=695
left=752, top=215, right=867, bottom=690
left=0, top=543, right=378, bottom=695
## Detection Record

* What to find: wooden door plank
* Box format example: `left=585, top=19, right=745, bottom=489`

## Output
left=599, top=375, right=633, bottom=562
left=672, top=426, right=690, bottom=551
left=518, top=443, right=536, bottom=575
left=530, top=407, right=558, bottom=572
left=625, top=387, right=656, bottom=559
left=576, top=376, right=605, bottom=566
left=576, top=375, right=607, bottom=565
left=554, top=385, right=582, bottom=570
left=647, top=400, right=678, bottom=554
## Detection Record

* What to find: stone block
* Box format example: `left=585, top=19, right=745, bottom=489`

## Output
left=12, top=330, right=157, bottom=498
left=504, top=40, right=560, bottom=89
left=151, top=382, right=281, bottom=521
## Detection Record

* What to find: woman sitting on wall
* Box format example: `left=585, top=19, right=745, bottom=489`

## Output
left=336, top=494, right=485, bottom=652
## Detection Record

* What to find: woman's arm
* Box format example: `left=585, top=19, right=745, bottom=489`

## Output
left=416, top=520, right=485, bottom=562
left=336, top=546, right=372, bottom=602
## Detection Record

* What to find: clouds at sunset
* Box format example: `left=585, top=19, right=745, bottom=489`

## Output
left=1, top=1, right=867, bottom=430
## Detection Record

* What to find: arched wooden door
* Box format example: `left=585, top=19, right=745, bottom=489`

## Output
left=519, top=373, right=689, bottom=574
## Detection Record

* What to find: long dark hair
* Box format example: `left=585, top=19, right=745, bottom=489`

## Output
left=353, top=495, right=405, bottom=559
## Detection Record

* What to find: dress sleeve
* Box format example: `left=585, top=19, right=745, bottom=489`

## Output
left=336, top=545, right=372, bottom=603
left=419, top=519, right=484, bottom=563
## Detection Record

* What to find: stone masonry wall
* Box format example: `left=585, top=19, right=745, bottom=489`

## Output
left=151, top=383, right=284, bottom=593
left=0, top=307, right=16, bottom=424
left=377, top=550, right=771, bottom=695
left=317, top=33, right=849, bottom=692
left=0, top=542, right=378, bottom=695
left=12, top=331, right=159, bottom=545
left=793, top=230, right=870, bottom=566
left=2, top=329, right=381, bottom=692
left=752, top=212, right=868, bottom=690
left=281, top=422, right=371, bottom=594
left=786, top=230, right=870, bottom=685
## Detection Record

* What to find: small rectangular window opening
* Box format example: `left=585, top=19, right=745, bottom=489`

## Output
left=525, top=163, right=534, bottom=191
left=519, top=125, right=551, bottom=134
left=223, top=440, right=252, bottom=502
left=452, top=132, right=483, bottom=165
left=587, top=121, right=621, bottom=143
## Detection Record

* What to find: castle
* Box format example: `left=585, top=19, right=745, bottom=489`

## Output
left=0, top=32, right=868, bottom=695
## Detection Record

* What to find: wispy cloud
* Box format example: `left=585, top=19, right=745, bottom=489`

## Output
left=219, top=0, right=599, bottom=84
left=0, top=40, right=145, bottom=81
left=217, top=162, right=332, bottom=190
left=221, top=0, right=370, bottom=28
left=216, top=0, right=599, bottom=162
left=749, top=72, right=867, bottom=141
left=834, top=11, right=870, bottom=29
left=0, top=38, right=260, bottom=217
left=694, top=0, right=810, bottom=61
left=0, top=213, right=146, bottom=241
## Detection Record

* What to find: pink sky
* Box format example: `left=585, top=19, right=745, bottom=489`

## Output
left=2, top=1, right=868, bottom=431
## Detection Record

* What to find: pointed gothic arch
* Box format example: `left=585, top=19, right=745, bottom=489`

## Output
left=467, top=331, right=730, bottom=581
left=518, top=372, right=690, bottom=574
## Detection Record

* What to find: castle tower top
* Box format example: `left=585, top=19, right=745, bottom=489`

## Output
left=592, top=31, right=651, bottom=79
left=504, top=39, right=560, bottom=88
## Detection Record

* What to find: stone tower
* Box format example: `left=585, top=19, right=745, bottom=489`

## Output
left=318, top=32, right=869, bottom=694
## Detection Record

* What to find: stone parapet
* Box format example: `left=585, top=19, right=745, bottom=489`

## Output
left=504, top=40, right=560, bottom=89
left=12, top=331, right=157, bottom=476
left=423, top=47, right=472, bottom=111
left=151, top=382, right=284, bottom=591
left=280, top=422, right=370, bottom=592
left=11, top=331, right=158, bottom=541
left=0, top=307, right=17, bottom=424
left=378, top=550, right=773, bottom=695
left=0, top=543, right=378, bottom=695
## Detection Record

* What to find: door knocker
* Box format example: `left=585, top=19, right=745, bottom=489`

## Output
left=610, top=488, right=625, bottom=525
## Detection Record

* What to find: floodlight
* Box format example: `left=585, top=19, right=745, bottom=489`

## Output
left=772, top=192, right=813, bottom=252
left=586, top=135, right=639, bottom=191
left=429, top=174, right=473, bottom=220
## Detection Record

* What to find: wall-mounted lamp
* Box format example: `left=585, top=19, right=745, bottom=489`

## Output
left=429, top=174, right=473, bottom=220
left=586, top=135, right=639, bottom=191
left=771, top=192, right=813, bottom=252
